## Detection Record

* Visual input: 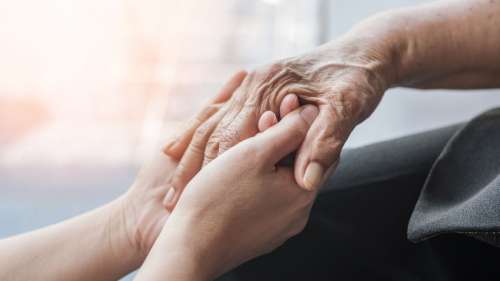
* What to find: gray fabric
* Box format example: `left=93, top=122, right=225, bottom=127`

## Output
left=220, top=108, right=500, bottom=281
left=408, top=108, right=500, bottom=246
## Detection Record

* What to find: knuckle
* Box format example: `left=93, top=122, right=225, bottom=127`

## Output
left=204, top=139, right=219, bottom=155
left=193, top=123, right=211, bottom=140
left=203, top=140, right=219, bottom=165
left=330, top=91, right=352, bottom=119
left=190, top=139, right=206, bottom=155
left=326, top=137, right=343, bottom=152
left=245, top=62, right=295, bottom=111
left=188, top=139, right=206, bottom=157
left=313, top=137, right=343, bottom=161
left=313, top=120, right=345, bottom=149
left=191, top=126, right=217, bottom=157
left=330, top=89, right=372, bottom=123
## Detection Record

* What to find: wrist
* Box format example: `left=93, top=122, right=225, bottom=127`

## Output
left=139, top=218, right=215, bottom=281
left=106, top=196, right=144, bottom=270
left=336, top=11, right=410, bottom=89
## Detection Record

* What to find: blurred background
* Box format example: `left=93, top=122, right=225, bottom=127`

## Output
left=1, top=0, right=500, bottom=279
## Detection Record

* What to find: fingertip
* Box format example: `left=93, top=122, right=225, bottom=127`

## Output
left=258, top=111, right=278, bottom=132
left=280, top=94, right=300, bottom=119
left=163, top=141, right=182, bottom=160
left=303, top=161, right=324, bottom=191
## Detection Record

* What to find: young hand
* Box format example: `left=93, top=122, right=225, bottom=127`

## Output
left=136, top=104, right=319, bottom=281
left=120, top=71, right=247, bottom=259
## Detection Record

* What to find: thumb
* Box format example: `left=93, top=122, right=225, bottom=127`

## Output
left=294, top=105, right=352, bottom=191
left=254, top=105, right=318, bottom=166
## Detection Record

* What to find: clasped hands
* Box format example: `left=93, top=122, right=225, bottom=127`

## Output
left=130, top=42, right=390, bottom=279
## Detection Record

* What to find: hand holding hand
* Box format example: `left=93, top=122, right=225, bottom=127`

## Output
left=136, top=105, right=319, bottom=281
left=119, top=71, right=247, bottom=259
left=165, top=38, right=394, bottom=192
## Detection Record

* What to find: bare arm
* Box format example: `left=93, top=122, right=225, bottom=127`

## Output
left=385, top=0, right=500, bottom=88
left=0, top=198, right=140, bottom=281
left=0, top=71, right=245, bottom=281
left=164, top=0, right=500, bottom=199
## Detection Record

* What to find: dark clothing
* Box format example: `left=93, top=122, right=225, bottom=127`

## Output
left=220, top=108, right=500, bottom=281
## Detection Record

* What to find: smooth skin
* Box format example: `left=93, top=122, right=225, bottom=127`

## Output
left=0, top=71, right=247, bottom=281
left=0, top=84, right=301, bottom=281
left=164, top=0, right=500, bottom=196
left=135, top=105, right=316, bottom=281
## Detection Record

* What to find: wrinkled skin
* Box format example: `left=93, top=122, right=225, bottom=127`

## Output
left=164, top=38, right=393, bottom=198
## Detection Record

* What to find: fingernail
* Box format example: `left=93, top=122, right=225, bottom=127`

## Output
left=300, top=105, right=319, bottom=125
left=280, top=94, right=299, bottom=118
left=163, top=187, right=176, bottom=207
left=303, top=162, right=324, bottom=191
left=258, top=111, right=278, bottom=132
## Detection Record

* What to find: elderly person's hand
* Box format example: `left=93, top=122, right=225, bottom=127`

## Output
left=164, top=0, right=500, bottom=204
left=164, top=36, right=396, bottom=195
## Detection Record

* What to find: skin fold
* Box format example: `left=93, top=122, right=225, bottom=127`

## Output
left=164, top=0, right=500, bottom=196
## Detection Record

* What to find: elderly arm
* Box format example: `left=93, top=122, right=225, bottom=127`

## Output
left=388, top=0, right=500, bottom=88
left=164, top=0, right=500, bottom=203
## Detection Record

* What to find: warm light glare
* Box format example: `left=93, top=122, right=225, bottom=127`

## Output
left=0, top=0, right=319, bottom=167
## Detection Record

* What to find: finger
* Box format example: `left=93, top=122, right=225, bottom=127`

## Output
left=163, top=70, right=247, bottom=158
left=254, top=105, right=318, bottom=167
left=211, top=105, right=259, bottom=163
left=272, top=94, right=300, bottom=166
left=279, top=94, right=300, bottom=119
left=163, top=104, right=219, bottom=160
left=294, top=105, right=349, bottom=191
left=210, top=70, right=247, bottom=103
left=258, top=111, right=278, bottom=132
left=163, top=111, right=224, bottom=210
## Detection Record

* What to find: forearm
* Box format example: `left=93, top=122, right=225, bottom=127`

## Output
left=328, top=0, right=500, bottom=89
left=0, top=197, right=141, bottom=281
left=134, top=219, right=211, bottom=281
left=394, top=0, right=500, bottom=88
